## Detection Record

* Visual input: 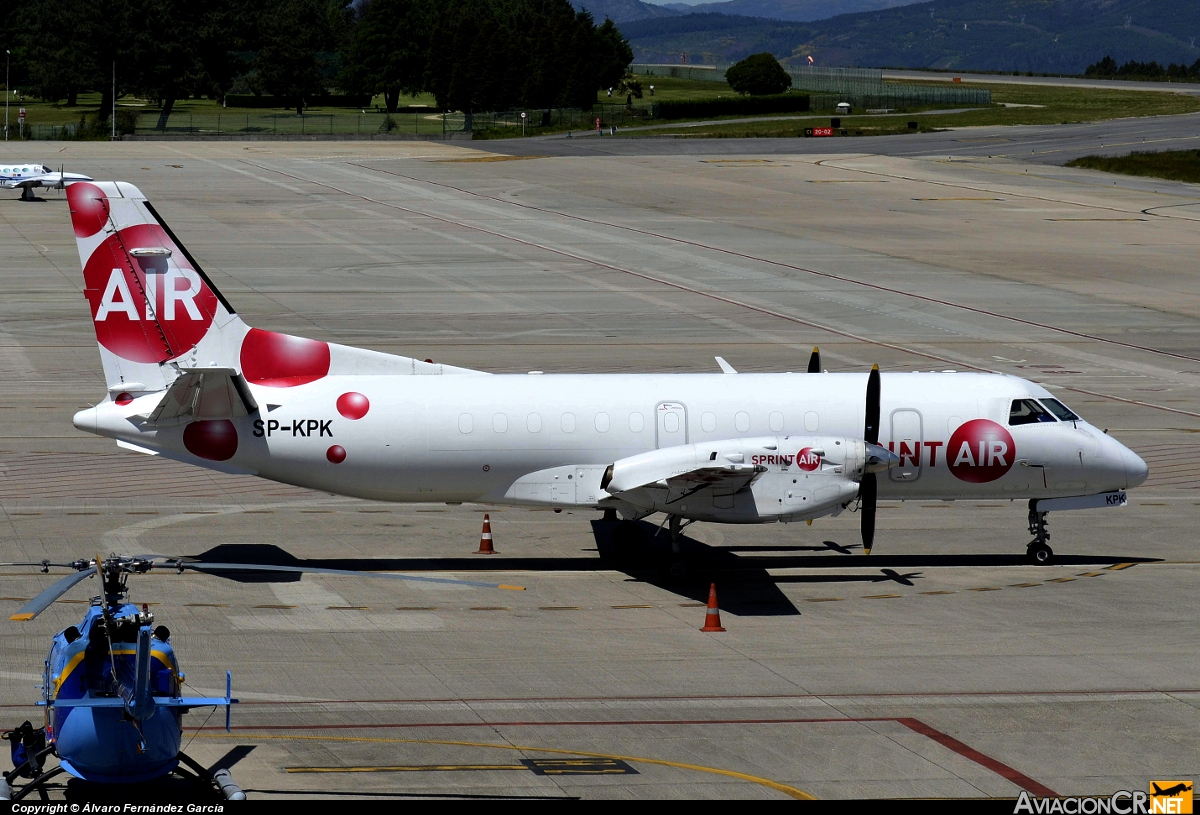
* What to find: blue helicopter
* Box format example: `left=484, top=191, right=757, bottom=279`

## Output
left=2, top=553, right=523, bottom=800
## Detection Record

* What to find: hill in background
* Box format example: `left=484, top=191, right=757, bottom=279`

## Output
left=660, top=0, right=921, bottom=24
left=572, top=0, right=679, bottom=23
left=570, top=0, right=923, bottom=25
left=619, top=0, right=1200, bottom=73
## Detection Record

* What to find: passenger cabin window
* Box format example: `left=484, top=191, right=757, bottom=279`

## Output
left=701, top=412, right=716, bottom=433
left=734, top=411, right=750, bottom=433
left=1040, top=398, right=1080, bottom=422
left=561, top=413, right=576, bottom=433
left=1009, top=399, right=1055, bottom=426
left=595, top=413, right=609, bottom=432
left=629, top=413, right=644, bottom=432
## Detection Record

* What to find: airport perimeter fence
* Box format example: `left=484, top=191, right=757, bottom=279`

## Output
left=630, top=63, right=991, bottom=107
left=467, top=104, right=658, bottom=134
left=21, top=110, right=457, bottom=139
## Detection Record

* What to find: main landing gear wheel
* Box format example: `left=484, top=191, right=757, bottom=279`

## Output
left=1026, top=542, right=1054, bottom=565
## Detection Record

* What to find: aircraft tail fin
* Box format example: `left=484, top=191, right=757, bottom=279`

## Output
left=68, top=181, right=248, bottom=397
left=68, top=182, right=487, bottom=408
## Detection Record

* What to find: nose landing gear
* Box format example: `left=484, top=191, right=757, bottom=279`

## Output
left=1026, top=500, right=1054, bottom=564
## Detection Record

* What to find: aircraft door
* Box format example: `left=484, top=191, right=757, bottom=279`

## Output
left=890, top=409, right=923, bottom=482
left=656, top=402, right=688, bottom=449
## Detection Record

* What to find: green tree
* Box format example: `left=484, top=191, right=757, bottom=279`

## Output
left=424, top=0, right=633, bottom=118
left=257, top=0, right=334, bottom=114
left=195, top=0, right=264, bottom=103
left=17, top=0, right=135, bottom=120
left=128, top=0, right=206, bottom=128
left=594, top=18, right=632, bottom=93
left=340, top=0, right=431, bottom=112
left=725, top=52, right=792, bottom=96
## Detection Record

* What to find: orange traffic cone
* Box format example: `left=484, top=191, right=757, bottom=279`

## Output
left=476, top=513, right=496, bottom=555
left=700, top=583, right=725, bottom=632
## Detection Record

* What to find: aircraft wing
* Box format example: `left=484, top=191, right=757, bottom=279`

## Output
left=141, top=367, right=258, bottom=426
left=607, top=461, right=765, bottom=505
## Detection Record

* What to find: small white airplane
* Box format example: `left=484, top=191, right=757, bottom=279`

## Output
left=66, top=182, right=1148, bottom=565
left=2, top=163, right=93, bottom=200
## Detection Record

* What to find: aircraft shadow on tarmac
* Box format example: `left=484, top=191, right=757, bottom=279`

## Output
left=189, top=517, right=1158, bottom=618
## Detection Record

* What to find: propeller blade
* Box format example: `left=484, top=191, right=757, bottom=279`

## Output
left=174, top=561, right=525, bottom=591
left=807, top=347, right=821, bottom=374
left=9, top=569, right=95, bottom=621
left=860, top=472, right=877, bottom=555
left=864, top=364, right=880, bottom=445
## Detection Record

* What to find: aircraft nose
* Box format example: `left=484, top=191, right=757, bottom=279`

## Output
left=1121, top=446, right=1149, bottom=488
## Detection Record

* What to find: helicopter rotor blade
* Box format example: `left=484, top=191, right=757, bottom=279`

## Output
left=172, top=561, right=525, bottom=591
left=0, top=559, right=92, bottom=570
left=9, top=569, right=95, bottom=622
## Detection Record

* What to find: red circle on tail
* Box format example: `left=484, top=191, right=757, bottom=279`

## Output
left=67, top=182, right=109, bottom=238
left=82, top=224, right=217, bottom=363
left=326, top=445, right=347, bottom=464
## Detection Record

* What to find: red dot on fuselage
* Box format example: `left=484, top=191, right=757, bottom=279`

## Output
left=327, top=445, right=347, bottom=464
left=240, top=329, right=331, bottom=387
left=183, top=420, right=238, bottom=462
left=337, top=392, right=369, bottom=420
left=115, top=392, right=133, bottom=406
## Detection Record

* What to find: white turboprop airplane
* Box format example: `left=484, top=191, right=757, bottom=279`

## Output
left=67, top=182, right=1148, bottom=565
left=2, top=163, right=93, bottom=200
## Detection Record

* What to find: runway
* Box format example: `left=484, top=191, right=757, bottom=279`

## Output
left=491, top=110, right=1200, bottom=165
left=0, top=135, right=1197, bottom=799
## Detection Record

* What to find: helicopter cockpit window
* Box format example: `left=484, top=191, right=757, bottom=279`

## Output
left=1039, top=398, right=1080, bottom=422
left=1009, top=399, right=1056, bottom=426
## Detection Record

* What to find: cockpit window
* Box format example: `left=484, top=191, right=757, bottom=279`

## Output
left=1040, top=398, right=1079, bottom=422
left=1009, top=399, right=1056, bottom=425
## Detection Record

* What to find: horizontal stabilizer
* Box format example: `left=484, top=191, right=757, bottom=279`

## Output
left=142, top=367, right=257, bottom=426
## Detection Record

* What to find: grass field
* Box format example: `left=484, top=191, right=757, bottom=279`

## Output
left=1066, top=150, right=1200, bottom=184
left=5, top=76, right=1200, bottom=139
left=636, top=81, right=1200, bottom=138
left=1, top=90, right=441, bottom=130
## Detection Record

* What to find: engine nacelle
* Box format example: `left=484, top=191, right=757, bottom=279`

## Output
left=603, top=436, right=881, bottom=524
